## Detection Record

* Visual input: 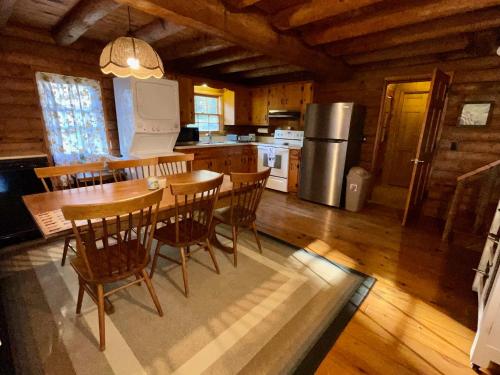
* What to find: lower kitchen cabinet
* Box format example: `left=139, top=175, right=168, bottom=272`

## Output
left=176, top=145, right=257, bottom=174
left=287, top=149, right=301, bottom=193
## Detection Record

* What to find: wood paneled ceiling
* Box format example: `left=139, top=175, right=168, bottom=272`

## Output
left=2, top=0, right=500, bottom=84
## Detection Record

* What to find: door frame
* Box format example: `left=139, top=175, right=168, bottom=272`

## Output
left=371, top=74, right=433, bottom=174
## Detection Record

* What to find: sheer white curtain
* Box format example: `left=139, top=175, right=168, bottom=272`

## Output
left=35, top=72, right=109, bottom=165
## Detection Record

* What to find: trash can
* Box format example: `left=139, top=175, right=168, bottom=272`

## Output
left=345, top=167, right=372, bottom=212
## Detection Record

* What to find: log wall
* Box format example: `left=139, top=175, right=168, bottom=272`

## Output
left=315, top=55, right=500, bottom=218
left=0, top=26, right=120, bottom=159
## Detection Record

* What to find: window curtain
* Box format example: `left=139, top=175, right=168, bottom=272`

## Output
left=35, top=72, right=109, bottom=165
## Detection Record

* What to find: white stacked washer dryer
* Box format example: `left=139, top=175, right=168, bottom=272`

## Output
left=113, top=77, right=181, bottom=158
left=257, top=130, right=304, bottom=192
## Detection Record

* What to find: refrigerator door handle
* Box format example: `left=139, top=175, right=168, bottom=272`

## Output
left=305, top=137, right=347, bottom=143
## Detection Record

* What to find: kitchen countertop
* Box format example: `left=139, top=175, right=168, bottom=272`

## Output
left=174, top=142, right=301, bottom=150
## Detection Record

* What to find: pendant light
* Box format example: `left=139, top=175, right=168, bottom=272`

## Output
left=99, top=7, right=164, bottom=79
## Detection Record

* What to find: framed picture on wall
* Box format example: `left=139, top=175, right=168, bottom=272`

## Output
left=457, top=101, right=494, bottom=127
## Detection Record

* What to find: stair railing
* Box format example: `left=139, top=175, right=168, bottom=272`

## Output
left=442, top=160, right=500, bottom=242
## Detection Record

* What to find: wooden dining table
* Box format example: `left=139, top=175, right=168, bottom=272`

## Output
left=23, top=170, right=233, bottom=240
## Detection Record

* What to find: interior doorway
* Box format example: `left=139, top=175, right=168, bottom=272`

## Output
left=370, top=69, right=452, bottom=225
left=371, top=81, right=431, bottom=209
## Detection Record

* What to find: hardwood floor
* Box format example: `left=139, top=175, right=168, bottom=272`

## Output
left=256, top=190, right=493, bottom=374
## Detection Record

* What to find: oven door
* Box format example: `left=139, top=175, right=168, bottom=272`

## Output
left=257, top=146, right=289, bottom=178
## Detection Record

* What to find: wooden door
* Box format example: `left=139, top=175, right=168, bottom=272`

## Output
left=402, top=69, right=451, bottom=225
left=382, top=83, right=429, bottom=187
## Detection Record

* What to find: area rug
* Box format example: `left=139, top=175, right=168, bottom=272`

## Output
left=0, top=228, right=374, bottom=375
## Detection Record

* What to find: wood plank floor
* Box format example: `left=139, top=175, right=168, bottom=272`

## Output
left=256, top=190, right=495, bottom=375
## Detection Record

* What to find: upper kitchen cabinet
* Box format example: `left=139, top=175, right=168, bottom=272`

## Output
left=171, top=74, right=195, bottom=126
left=267, top=82, right=313, bottom=111
left=249, top=87, right=269, bottom=125
left=234, top=87, right=251, bottom=125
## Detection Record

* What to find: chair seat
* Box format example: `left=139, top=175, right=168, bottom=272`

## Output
left=214, top=206, right=256, bottom=225
left=71, top=239, right=148, bottom=283
left=154, top=218, right=209, bottom=246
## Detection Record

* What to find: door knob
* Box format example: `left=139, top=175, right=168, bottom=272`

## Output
left=410, top=159, right=425, bottom=164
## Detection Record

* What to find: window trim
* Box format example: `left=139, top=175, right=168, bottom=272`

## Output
left=193, top=93, right=223, bottom=133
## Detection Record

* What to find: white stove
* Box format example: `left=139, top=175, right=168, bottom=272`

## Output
left=257, top=130, right=303, bottom=192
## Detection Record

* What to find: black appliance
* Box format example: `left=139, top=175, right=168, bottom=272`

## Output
left=0, top=156, right=48, bottom=248
left=175, top=127, right=199, bottom=146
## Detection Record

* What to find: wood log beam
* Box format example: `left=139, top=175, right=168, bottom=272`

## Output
left=114, top=0, right=351, bottom=78
left=325, top=8, right=500, bottom=56
left=304, top=0, right=500, bottom=45
left=272, top=0, right=384, bottom=30
left=0, top=0, right=17, bottom=28
left=240, top=65, right=304, bottom=79
left=344, top=35, right=471, bottom=66
left=190, top=48, right=262, bottom=69
left=217, top=56, right=283, bottom=74
left=53, top=0, right=121, bottom=45
left=133, top=19, right=185, bottom=44
left=223, top=0, right=262, bottom=9
left=159, top=36, right=233, bottom=60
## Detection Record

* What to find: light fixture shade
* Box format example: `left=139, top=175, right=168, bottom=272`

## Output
left=99, top=36, right=164, bottom=79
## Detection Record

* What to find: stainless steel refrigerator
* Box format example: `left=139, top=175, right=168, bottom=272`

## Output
left=299, top=103, right=365, bottom=207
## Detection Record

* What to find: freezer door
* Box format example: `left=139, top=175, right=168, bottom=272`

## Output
left=304, top=103, right=354, bottom=140
left=299, top=139, right=348, bottom=207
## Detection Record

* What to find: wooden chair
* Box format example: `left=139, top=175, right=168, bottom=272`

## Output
left=212, top=168, right=271, bottom=267
left=150, top=174, right=224, bottom=297
left=35, top=161, right=105, bottom=191
left=107, top=157, right=158, bottom=181
left=61, top=189, right=164, bottom=351
left=35, top=161, right=106, bottom=266
left=157, top=154, right=194, bottom=176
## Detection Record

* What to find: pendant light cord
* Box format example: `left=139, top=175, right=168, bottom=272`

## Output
left=127, top=6, right=132, bottom=36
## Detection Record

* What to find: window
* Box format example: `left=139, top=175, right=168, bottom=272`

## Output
left=191, top=94, right=221, bottom=132
left=35, top=72, right=109, bottom=165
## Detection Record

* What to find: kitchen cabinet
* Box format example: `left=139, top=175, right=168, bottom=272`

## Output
left=283, top=82, right=304, bottom=110
left=287, top=149, right=301, bottom=193
left=249, top=87, right=269, bottom=125
left=300, top=82, right=314, bottom=128
left=268, top=85, right=286, bottom=110
left=175, top=75, right=195, bottom=125
left=176, top=145, right=257, bottom=174
left=234, top=87, right=251, bottom=125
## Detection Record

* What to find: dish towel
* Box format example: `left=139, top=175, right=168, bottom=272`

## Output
left=266, top=147, right=276, bottom=168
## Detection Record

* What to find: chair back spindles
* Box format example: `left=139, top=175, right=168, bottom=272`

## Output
left=158, top=154, right=194, bottom=176
left=108, top=157, right=159, bottom=182
left=230, top=169, right=271, bottom=225
left=35, top=162, right=105, bottom=191
left=62, top=189, right=163, bottom=282
left=167, top=175, right=223, bottom=245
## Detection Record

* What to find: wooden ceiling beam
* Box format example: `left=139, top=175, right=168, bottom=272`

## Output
left=325, top=7, right=500, bottom=57
left=0, top=0, right=17, bottom=28
left=344, top=35, right=471, bottom=65
left=159, top=36, right=233, bottom=60
left=53, top=0, right=121, bottom=45
left=272, top=0, right=383, bottom=30
left=240, top=65, right=304, bottom=78
left=114, top=0, right=351, bottom=78
left=217, top=56, right=283, bottom=74
left=133, top=19, right=185, bottom=44
left=223, top=0, right=262, bottom=9
left=190, top=48, right=262, bottom=69
left=304, top=0, right=500, bottom=45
